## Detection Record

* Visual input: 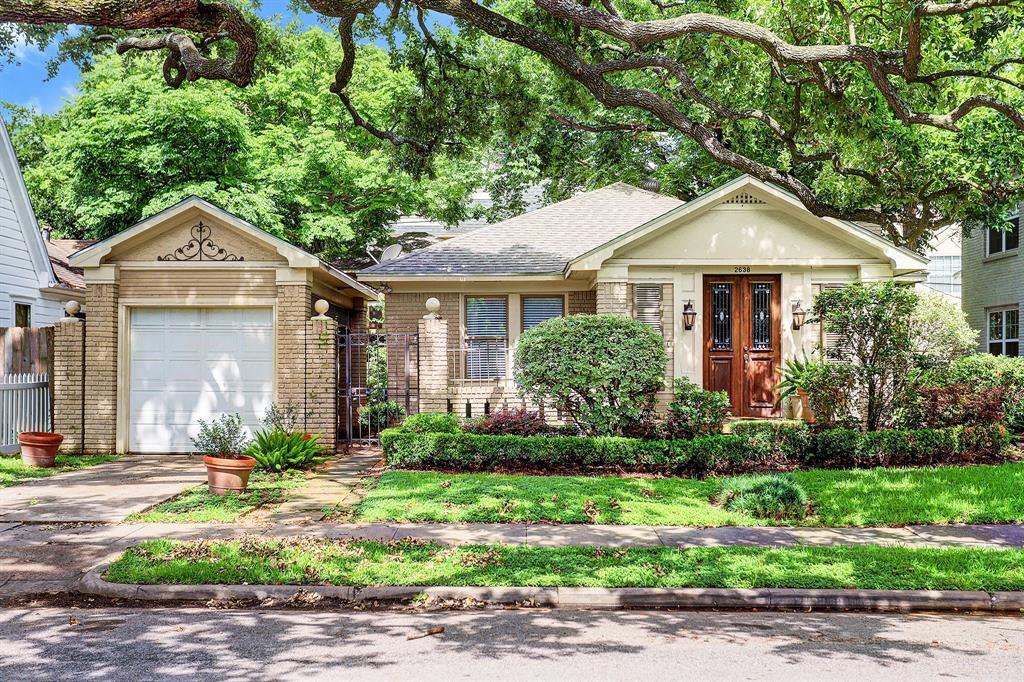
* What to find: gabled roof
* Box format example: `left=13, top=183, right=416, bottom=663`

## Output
left=45, top=239, right=94, bottom=291
left=0, top=117, right=56, bottom=289
left=68, top=195, right=380, bottom=300
left=361, top=183, right=685, bottom=279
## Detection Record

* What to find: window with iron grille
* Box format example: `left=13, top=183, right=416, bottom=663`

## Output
left=522, top=295, right=564, bottom=332
left=633, top=284, right=662, bottom=332
left=711, top=283, right=732, bottom=350
left=987, top=306, right=1020, bottom=357
left=987, top=215, right=1020, bottom=256
left=465, top=296, right=507, bottom=379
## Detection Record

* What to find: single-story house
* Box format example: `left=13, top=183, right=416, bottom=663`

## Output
left=360, top=174, right=929, bottom=418
left=63, top=197, right=378, bottom=453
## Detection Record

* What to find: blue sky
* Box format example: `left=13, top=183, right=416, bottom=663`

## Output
left=0, top=3, right=319, bottom=116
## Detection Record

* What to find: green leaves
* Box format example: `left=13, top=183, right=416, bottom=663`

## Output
left=247, top=428, right=322, bottom=472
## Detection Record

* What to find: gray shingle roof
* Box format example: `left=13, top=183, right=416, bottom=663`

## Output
left=361, top=183, right=684, bottom=278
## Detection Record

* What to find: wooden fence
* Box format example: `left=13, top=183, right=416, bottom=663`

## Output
left=0, top=328, right=54, bottom=453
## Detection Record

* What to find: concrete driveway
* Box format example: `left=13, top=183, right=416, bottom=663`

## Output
left=0, top=456, right=205, bottom=523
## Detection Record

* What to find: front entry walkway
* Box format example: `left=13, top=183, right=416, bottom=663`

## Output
left=0, top=456, right=205, bottom=523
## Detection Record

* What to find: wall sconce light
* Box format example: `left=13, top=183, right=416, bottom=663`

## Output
left=682, top=300, right=696, bottom=330
left=792, top=300, right=807, bottom=330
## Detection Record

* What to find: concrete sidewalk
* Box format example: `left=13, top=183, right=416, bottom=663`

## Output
left=0, top=455, right=205, bottom=523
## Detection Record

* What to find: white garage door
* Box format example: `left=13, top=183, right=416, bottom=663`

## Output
left=129, top=308, right=274, bottom=453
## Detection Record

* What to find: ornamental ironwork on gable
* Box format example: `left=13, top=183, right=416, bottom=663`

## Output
left=157, top=221, right=244, bottom=262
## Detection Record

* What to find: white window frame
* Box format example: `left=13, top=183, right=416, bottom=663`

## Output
left=986, top=305, right=1020, bottom=357
left=987, top=213, right=1020, bottom=257
left=11, top=299, right=33, bottom=328
left=463, top=295, right=509, bottom=380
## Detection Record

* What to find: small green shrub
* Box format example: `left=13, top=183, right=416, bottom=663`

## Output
left=400, top=412, right=462, bottom=434
left=715, top=474, right=808, bottom=520
left=358, top=400, right=406, bottom=430
left=730, top=420, right=812, bottom=462
left=664, top=378, right=732, bottom=439
left=246, top=429, right=321, bottom=471
left=191, top=414, right=249, bottom=457
left=514, top=314, right=667, bottom=436
left=801, top=361, right=859, bottom=428
left=924, top=355, right=1024, bottom=433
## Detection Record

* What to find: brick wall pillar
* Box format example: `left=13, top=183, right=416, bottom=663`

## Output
left=53, top=317, right=84, bottom=453
left=596, top=281, right=629, bottom=315
left=304, top=314, right=337, bottom=452
left=275, top=283, right=312, bottom=411
left=84, top=282, right=118, bottom=453
left=418, top=314, right=449, bottom=413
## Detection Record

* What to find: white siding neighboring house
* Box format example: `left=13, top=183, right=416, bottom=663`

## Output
left=0, top=117, right=85, bottom=327
left=962, top=207, right=1021, bottom=357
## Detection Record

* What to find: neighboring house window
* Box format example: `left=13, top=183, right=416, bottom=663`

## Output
left=987, top=215, right=1020, bottom=256
left=633, top=284, right=662, bottom=332
left=925, top=255, right=961, bottom=297
left=987, top=306, right=1019, bottom=357
left=14, top=303, right=31, bottom=328
left=522, top=295, right=564, bottom=332
left=465, top=296, right=507, bottom=379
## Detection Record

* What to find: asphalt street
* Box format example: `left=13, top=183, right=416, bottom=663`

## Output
left=0, top=607, right=1021, bottom=681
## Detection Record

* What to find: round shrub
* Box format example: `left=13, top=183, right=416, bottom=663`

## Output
left=514, top=314, right=667, bottom=436
left=400, top=412, right=462, bottom=434
left=715, top=474, right=809, bottom=520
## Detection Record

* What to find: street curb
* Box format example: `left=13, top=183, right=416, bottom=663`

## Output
left=77, top=569, right=1024, bottom=612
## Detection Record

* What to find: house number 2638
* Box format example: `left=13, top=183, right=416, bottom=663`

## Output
left=733, top=266, right=751, bottom=273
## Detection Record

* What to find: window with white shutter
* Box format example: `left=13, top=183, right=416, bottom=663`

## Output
left=522, top=296, right=564, bottom=332
left=813, top=284, right=848, bottom=358
left=465, top=296, right=508, bottom=379
left=633, top=284, right=662, bottom=332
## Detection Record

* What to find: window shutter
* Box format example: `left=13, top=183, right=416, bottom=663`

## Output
left=634, top=284, right=662, bottom=332
left=522, top=296, right=564, bottom=331
left=814, top=284, right=848, bottom=357
left=465, top=297, right=507, bottom=337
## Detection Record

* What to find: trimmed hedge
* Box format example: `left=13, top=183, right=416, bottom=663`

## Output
left=381, top=422, right=1012, bottom=476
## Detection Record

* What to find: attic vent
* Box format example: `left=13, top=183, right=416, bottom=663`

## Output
left=722, top=192, right=765, bottom=205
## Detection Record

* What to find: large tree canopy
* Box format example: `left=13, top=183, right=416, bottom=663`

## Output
left=0, top=0, right=1021, bottom=252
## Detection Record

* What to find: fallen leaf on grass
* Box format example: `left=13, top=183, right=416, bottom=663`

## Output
left=407, top=626, right=445, bottom=640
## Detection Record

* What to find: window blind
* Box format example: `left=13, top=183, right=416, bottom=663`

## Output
left=465, top=297, right=507, bottom=337
left=814, top=284, right=850, bottom=358
left=522, top=296, right=564, bottom=331
left=634, top=284, right=662, bottom=331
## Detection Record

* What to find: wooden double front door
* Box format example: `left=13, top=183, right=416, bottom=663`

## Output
left=702, top=275, right=782, bottom=418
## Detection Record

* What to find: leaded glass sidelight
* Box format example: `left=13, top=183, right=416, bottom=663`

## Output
left=711, top=283, right=732, bottom=350
left=752, top=282, right=772, bottom=350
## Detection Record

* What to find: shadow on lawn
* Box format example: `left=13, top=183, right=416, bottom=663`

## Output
left=0, top=606, right=1011, bottom=679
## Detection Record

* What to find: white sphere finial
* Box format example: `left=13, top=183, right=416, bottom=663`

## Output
left=424, top=297, right=441, bottom=319
left=62, top=300, right=81, bottom=321
left=313, top=299, right=330, bottom=319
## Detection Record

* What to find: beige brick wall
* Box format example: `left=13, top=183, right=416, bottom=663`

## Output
left=305, top=317, right=337, bottom=451
left=52, top=320, right=84, bottom=453
left=597, top=281, right=629, bottom=315
left=962, top=229, right=1023, bottom=352
left=418, top=316, right=449, bottom=413
left=385, top=292, right=462, bottom=334
left=275, top=284, right=312, bottom=412
left=83, top=283, right=118, bottom=453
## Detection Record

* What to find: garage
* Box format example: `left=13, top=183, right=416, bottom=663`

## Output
left=129, top=307, right=274, bottom=453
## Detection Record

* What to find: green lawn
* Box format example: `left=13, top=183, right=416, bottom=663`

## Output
left=0, top=454, right=118, bottom=488
left=355, top=463, right=1024, bottom=527
left=129, top=468, right=316, bottom=523
left=105, top=538, right=1024, bottom=591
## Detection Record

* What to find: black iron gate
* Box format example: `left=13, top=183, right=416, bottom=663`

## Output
left=337, top=331, right=419, bottom=445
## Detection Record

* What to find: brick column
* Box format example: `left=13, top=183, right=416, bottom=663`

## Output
left=84, top=282, right=118, bottom=453
left=275, top=283, right=312, bottom=410
left=418, top=314, right=449, bottom=414
left=304, top=315, right=337, bottom=452
left=596, top=281, right=629, bottom=315
left=53, top=317, right=84, bottom=453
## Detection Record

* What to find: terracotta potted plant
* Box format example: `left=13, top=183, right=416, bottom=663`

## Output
left=774, top=355, right=817, bottom=423
left=191, top=414, right=256, bottom=495
left=18, top=431, right=64, bottom=468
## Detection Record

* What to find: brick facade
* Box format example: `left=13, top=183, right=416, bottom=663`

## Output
left=596, top=281, right=629, bottom=315
left=305, top=317, right=337, bottom=451
left=83, top=282, right=118, bottom=453
left=275, top=283, right=312, bottom=411
left=52, top=319, right=84, bottom=453
left=962, top=228, right=1023, bottom=352
left=568, top=289, right=597, bottom=314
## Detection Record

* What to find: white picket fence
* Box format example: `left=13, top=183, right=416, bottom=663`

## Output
left=0, top=373, right=51, bottom=454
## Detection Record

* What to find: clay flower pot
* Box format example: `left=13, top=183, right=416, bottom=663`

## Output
left=796, top=388, right=816, bottom=424
left=203, top=454, right=257, bottom=496
left=18, top=432, right=64, bottom=468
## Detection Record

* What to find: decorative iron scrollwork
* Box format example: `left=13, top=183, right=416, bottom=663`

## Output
left=157, top=221, right=244, bottom=262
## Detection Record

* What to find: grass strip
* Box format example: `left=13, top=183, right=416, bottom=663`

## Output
left=0, top=454, right=118, bottom=489
left=354, top=463, right=1024, bottom=527
left=105, top=538, right=1024, bottom=591
left=129, top=469, right=314, bottom=523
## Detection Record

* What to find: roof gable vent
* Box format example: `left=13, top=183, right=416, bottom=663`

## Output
left=722, top=192, right=766, bottom=205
